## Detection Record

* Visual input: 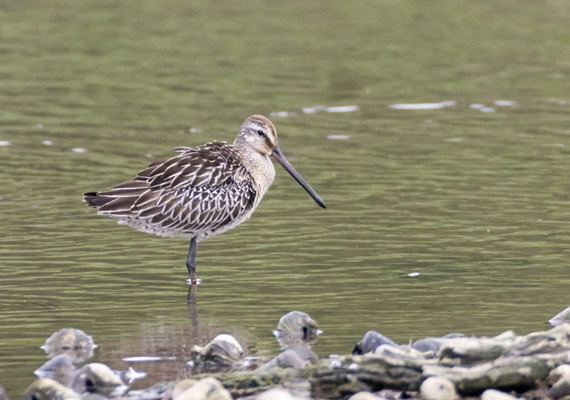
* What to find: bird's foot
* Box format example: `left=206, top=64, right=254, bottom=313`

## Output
left=186, top=276, right=202, bottom=286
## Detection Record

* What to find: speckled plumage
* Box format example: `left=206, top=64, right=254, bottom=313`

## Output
left=88, top=142, right=258, bottom=241
left=84, top=115, right=325, bottom=284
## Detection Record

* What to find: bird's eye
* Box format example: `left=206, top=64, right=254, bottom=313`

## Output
left=256, top=129, right=265, bottom=137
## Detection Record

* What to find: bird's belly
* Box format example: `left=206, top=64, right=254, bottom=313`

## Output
left=115, top=206, right=256, bottom=241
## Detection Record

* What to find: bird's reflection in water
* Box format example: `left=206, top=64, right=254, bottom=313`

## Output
left=186, top=284, right=198, bottom=331
left=105, top=286, right=257, bottom=390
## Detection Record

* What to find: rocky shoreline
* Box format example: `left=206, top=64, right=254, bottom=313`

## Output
left=9, top=309, right=570, bottom=400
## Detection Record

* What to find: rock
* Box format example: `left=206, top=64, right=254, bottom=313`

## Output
left=256, top=387, right=305, bottom=399
left=190, top=334, right=244, bottom=372
left=348, top=391, right=386, bottom=400
left=480, top=389, right=519, bottom=400
left=549, top=306, right=570, bottom=327
left=420, top=376, right=458, bottom=400
left=273, top=311, right=321, bottom=349
left=81, top=394, right=110, bottom=400
left=436, top=331, right=517, bottom=363
left=413, top=334, right=467, bottom=353
left=24, top=378, right=82, bottom=400
left=71, top=363, right=127, bottom=397
left=412, top=338, right=445, bottom=353
left=169, top=379, right=197, bottom=399
left=546, top=364, right=570, bottom=399
left=41, top=328, right=97, bottom=363
left=353, top=331, right=398, bottom=355
left=175, top=377, right=231, bottom=400
left=0, top=385, right=8, bottom=400
left=34, top=354, right=76, bottom=386
left=258, top=346, right=318, bottom=371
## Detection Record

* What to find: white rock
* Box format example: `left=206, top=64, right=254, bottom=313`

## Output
left=420, top=376, right=458, bottom=400
left=175, top=377, right=231, bottom=400
left=348, top=391, right=385, bottom=400
left=256, top=387, right=306, bottom=400
left=480, top=389, right=519, bottom=400
left=546, top=364, right=570, bottom=400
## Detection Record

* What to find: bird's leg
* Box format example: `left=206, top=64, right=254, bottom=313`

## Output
left=186, top=238, right=200, bottom=285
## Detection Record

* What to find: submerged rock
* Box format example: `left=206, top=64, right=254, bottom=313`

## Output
left=71, top=363, right=127, bottom=397
left=24, top=378, right=81, bottom=400
left=41, top=328, right=97, bottom=363
left=273, top=311, right=322, bottom=349
left=34, top=354, right=76, bottom=387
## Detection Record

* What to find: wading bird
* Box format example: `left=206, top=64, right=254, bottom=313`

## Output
left=84, top=115, right=326, bottom=284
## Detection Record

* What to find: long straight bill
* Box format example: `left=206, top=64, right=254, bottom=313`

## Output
left=271, top=145, right=326, bottom=209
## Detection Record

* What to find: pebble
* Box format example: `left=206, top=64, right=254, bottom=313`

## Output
left=546, top=364, right=570, bottom=400
left=258, top=346, right=317, bottom=371
left=175, top=377, right=232, bottom=400
left=41, top=328, right=97, bottom=363
left=480, top=389, right=519, bottom=400
left=420, top=376, right=458, bottom=400
left=348, top=391, right=385, bottom=400
left=353, top=330, right=398, bottom=354
left=273, top=311, right=322, bottom=349
left=24, top=378, right=82, bottom=400
left=34, top=354, right=75, bottom=386
left=170, top=379, right=197, bottom=399
left=71, top=363, right=127, bottom=397
left=191, top=333, right=244, bottom=364
left=256, top=387, right=305, bottom=400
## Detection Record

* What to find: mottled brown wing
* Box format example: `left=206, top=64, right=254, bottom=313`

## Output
left=90, top=142, right=256, bottom=235
left=135, top=143, right=240, bottom=187
left=130, top=179, right=256, bottom=236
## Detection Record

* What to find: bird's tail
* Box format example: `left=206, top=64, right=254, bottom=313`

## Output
left=83, top=192, right=113, bottom=208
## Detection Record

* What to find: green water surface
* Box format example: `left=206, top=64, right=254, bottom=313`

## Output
left=1, top=0, right=569, bottom=396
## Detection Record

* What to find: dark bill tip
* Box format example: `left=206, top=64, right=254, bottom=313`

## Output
left=271, top=145, right=326, bottom=209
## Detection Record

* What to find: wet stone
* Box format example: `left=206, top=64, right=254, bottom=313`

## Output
left=353, top=331, right=398, bottom=355
left=71, top=363, right=127, bottom=397
left=24, top=378, right=82, bottom=400
left=273, top=311, right=322, bottom=349
left=190, top=334, right=245, bottom=372
left=41, top=328, right=97, bottom=363
left=34, top=354, right=76, bottom=387
left=480, top=389, right=519, bottom=400
left=420, top=376, right=458, bottom=400
left=174, top=377, right=232, bottom=400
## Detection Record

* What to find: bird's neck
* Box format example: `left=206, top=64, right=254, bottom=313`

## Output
left=238, top=147, right=275, bottom=203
